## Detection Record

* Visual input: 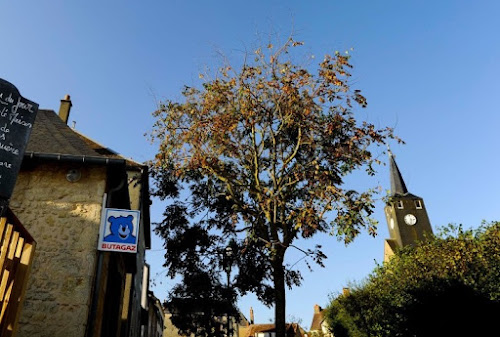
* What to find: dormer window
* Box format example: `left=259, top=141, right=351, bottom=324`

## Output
left=415, top=200, right=422, bottom=209
left=396, top=200, right=404, bottom=209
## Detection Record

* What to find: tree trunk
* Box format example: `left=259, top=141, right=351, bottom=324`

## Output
left=272, top=253, right=286, bottom=337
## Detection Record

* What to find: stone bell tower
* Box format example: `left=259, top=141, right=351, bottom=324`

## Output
left=384, top=151, right=433, bottom=261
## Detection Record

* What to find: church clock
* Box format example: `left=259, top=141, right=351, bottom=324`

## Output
left=404, top=214, right=417, bottom=226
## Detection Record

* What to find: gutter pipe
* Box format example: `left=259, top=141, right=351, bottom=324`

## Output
left=24, top=152, right=126, bottom=165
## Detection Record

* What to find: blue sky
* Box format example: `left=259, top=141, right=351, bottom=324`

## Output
left=2, top=0, right=500, bottom=328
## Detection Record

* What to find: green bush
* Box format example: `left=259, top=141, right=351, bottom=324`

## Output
left=325, top=222, right=500, bottom=336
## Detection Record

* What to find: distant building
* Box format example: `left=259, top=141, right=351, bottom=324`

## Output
left=242, top=323, right=305, bottom=337
left=10, top=96, right=151, bottom=337
left=241, top=308, right=305, bottom=337
left=143, top=291, right=165, bottom=337
left=163, top=302, right=248, bottom=337
left=309, top=304, right=331, bottom=337
left=383, top=151, right=433, bottom=261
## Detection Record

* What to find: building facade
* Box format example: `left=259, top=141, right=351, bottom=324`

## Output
left=143, top=291, right=165, bottom=337
left=9, top=97, right=151, bottom=337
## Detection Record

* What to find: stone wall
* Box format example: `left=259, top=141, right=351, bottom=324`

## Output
left=163, top=313, right=184, bottom=337
left=9, top=163, right=106, bottom=337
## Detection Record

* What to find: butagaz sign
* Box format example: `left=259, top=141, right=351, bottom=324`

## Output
left=98, top=208, right=141, bottom=253
left=0, top=78, right=38, bottom=200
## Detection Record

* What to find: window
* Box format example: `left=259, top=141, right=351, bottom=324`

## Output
left=396, top=200, right=404, bottom=209
left=415, top=200, right=422, bottom=209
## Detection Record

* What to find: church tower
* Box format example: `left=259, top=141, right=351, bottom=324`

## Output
left=384, top=152, right=433, bottom=261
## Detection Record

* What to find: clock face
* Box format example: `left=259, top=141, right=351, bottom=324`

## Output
left=404, top=214, right=417, bottom=226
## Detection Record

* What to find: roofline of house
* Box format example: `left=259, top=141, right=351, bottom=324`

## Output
left=24, top=152, right=126, bottom=165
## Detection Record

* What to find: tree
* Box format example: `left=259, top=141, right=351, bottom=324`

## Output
left=165, top=269, right=238, bottom=337
left=150, top=38, right=398, bottom=337
left=325, top=222, right=500, bottom=337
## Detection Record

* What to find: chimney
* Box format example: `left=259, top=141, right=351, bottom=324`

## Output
left=58, top=94, right=72, bottom=124
left=250, top=307, right=254, bottom=325
left=314, top=304, right=321, bottom=314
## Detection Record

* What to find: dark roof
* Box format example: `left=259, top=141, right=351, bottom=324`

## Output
left=25, top=109, right=144, bottom=168
left=76, top=131, right=120, bottom=157
left=75, top=130, right=142, bottom=167
left=385, top=239, right=398, bottom=254
left=388, top=151, right=408, bottom=197
left=26, top=109, right=103, bottom=157
left=310, top=311, right=324, bottom=331
left=288, top=323, right=305, bottom=336
left=388, top=151, right=421, bottom=199
left=246, top=324, right=276, bottom=335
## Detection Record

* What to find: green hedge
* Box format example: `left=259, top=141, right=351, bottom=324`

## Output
left=325, top=222, right=500, bottom=336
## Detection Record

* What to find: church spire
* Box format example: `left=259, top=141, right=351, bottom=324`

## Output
left=388, top=150, right=408, bottom=196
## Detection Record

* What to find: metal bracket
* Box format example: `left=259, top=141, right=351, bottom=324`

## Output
left=0, top=198, right=9, bottom=218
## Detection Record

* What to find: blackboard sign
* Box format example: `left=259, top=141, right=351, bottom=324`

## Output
left=0, top=78, right=38, bottom=201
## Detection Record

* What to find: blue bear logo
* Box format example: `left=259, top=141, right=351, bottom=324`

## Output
left=104, top=215, right=136, bottom=244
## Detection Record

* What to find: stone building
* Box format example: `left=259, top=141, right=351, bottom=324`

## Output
left=163, top=303, right=248, bottom=337
left=143, top=291, right=165, bottom=337
left=308, top=304, right=331, bottom=337
left=9, top=96, right=151, bottom=337
left=383, top=151, right=433, bottom=261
